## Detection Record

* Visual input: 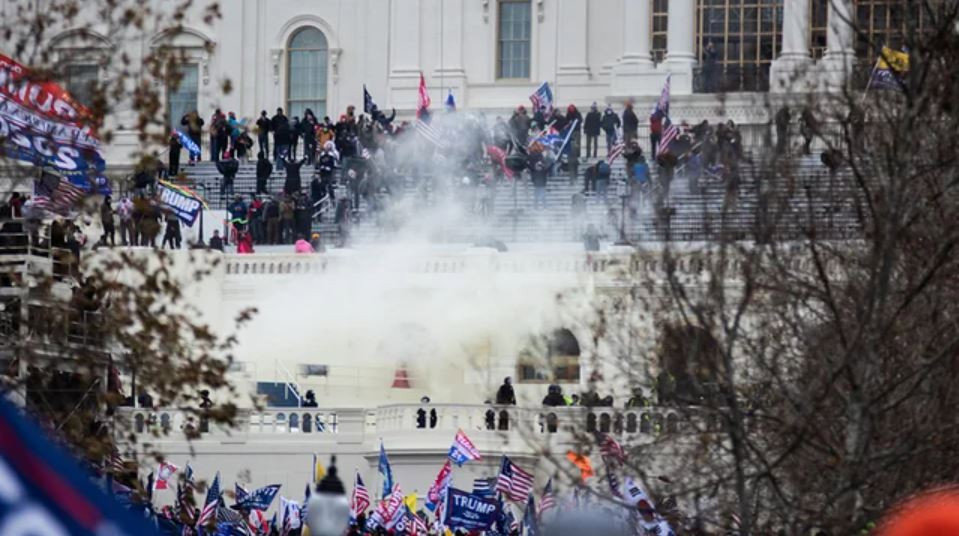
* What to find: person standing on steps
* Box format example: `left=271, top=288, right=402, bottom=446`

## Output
left=256, top=110, right=271, bottom=158
left=601, top=105, right=621, bottom=155
left=256, top=151, right=273, bottom=195
left=584, top=103, right=601, bottom=159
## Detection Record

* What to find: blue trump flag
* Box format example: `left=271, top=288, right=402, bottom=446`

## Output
left=444, top=487, right=499, bottom=532
left=232, top=484, right=281, bottom=511
left=378, top=442, right=393, bottom=499
left=175, top=129, right=201, bottom=158
left=0, top=395, right=158, bottom=535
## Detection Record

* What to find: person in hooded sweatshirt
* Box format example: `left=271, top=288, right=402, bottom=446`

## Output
left=583, top=103, right=602, bottom=159
left=601, top=105, right=621, bottom=154
left=256, top=151, right=273, bottom=195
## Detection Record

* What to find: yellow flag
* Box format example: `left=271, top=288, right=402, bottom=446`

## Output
left=313, top=454, right=326, bottom=483
left=404, top=492, right=418, bottom=512
left=877, top=45, right=909, bottom=73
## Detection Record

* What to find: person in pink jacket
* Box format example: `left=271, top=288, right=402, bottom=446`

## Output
left=294, top=236, right=314, bottom=253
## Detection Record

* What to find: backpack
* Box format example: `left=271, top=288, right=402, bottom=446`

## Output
left=597, top=161, right=611, bottom=178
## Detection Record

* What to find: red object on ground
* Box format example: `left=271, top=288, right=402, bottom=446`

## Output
left=879, top=488, right=959, bottom=536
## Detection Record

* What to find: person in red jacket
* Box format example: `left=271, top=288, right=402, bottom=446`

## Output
left=649, top=112, right=664, bottom=161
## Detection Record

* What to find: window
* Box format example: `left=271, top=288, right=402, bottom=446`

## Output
left=64, top=64, right=98, bottom=109
left=651, top=0, right=669, bottom=63
left=695, top=0, right=784, bottom=92
left=166, top=63, right=198, bottom=129
left=810, top=0, right=828, bottom=59
left=516, top=329, right=581, bottom=383
left=287, top=27, right=328, bottom=120
left=854, top=0, right=928, bottom=64
left=498, top=0, right=532, bottom=79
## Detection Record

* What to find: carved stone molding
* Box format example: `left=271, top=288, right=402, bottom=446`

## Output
left=270, top=48, right=282, bottom=86
left=330, top=48, right=343, bottom=84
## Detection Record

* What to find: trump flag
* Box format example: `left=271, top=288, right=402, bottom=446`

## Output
left=0, top=395, right=156, bottom=535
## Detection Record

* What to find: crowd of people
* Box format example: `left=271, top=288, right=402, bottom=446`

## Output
left=0, top=95, right=795, bottom=258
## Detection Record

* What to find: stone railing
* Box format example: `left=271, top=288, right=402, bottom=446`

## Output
left=118, top=404, right=708, bottom=443
left=120, top=407, right=365, bottom=439
left=220, top=250, right=830, bottom=283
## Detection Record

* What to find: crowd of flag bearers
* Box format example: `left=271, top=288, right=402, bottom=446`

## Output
left=78, top=425, right=676, bottom=536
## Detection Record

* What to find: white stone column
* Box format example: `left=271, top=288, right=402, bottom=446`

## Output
left=610, top=0, right=658, bottom=97
left=770, top=0, right=813, bottom=92
left=388, top=0, right=422, bottom=108
left=388, top=0, right=421, bottom=77
left=821, top=0, right=856, bottom=89
left=433, top=0, right=467, bottom=97
left=556, top=0, right=591, bottom=84
left=665, top=0, right=696, bottom=94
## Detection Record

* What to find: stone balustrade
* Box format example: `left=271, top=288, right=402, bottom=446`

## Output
left=218, top=248, right=832, bottom=280
left=119, top=404, right=711, bottom=444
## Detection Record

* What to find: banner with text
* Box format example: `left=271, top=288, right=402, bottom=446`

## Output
left=0, top=54, right=108, bottom=193
left=157, top=180, right=206, bottom=226
left=444, top=488, right=499, bottom=532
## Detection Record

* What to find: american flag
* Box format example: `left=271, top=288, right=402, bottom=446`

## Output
left=195, top=472, right=220, bottom=529
left=495, top=456, right=535, bottom=502
left=351, top=472, right=371, bottom=517
left=486, top=145, right=515, bottom=180
left=472, top=477, right=495, bottom=498
left=657, top=118, right=681, bottom=156
left=602, top=457, right=623, bottom=499
left=33, top=171, right=85, bottom=215
left=607, top=142, right=626, bottom=164
left=538, top=478, right=556, bottom=517
left=415, top=118, right=448, bottom=149
left=598, top=433, right=627, bottom=463
left=410, top=508, right=429, bottom=536
left=529, top=81, right=553, bottom=114
left=652, top=74, right=671, bottom=118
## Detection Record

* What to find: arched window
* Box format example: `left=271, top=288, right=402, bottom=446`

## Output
left=516, top=328, right=581, bottom=383
left=287, top=27, right=328, bottom=120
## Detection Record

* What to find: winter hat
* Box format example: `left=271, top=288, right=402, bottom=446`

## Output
left=591, top=102, right=598, bottom=111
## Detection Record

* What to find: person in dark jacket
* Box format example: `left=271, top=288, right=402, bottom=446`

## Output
left=542, top=384, right=566, bottom=407
left=622, top=102, right=639, bottom=144
left=161, top=212, right=181, bottom=249
left=208, top=229, right=224, bottom=251
left=255, top=110, right=271, bottom=157
left=100, top=196, right=115, bottom=247
left=289, top=117, right=300, bottom=160
left=283, top=157, right=306, bottom=195
left=583, top=103, right=601, bottom=158
left=601, top=105, right=621, bottom=154
left=256, top=152, right=273, bottom=195
left=532, top=106, right=547, bottom=131
left=509, top=106, right=531, bottom=147
left=168, top=132, right=182, bottom=176
left=209, top=109, right=224, bottom=161
left=180, top=111, right=204, bottom=163
left=528, top=145, right=549, bottom=210
left=270, top=108, right=289, bottom=162
left=214, top=113, right=230, bottom=162
left=302, top=109, right=319, bottom=164
left=495, top=377, right=516, bottom=405
left=216, top=152, right=239, bottom=202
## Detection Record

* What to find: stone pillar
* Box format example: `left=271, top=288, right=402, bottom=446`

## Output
left=388, top=0, right=421, bottom=108
left=610, top=0, right=658, bottom=97
left=433, top=0, right=467, bottom=99
left=770, top=0, right=813, bottom=92
left=556, top=0, right=591, bottom=84
left=665, top=0, right=696, bottom=94
left=821, top=0, right=856, bottom=89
